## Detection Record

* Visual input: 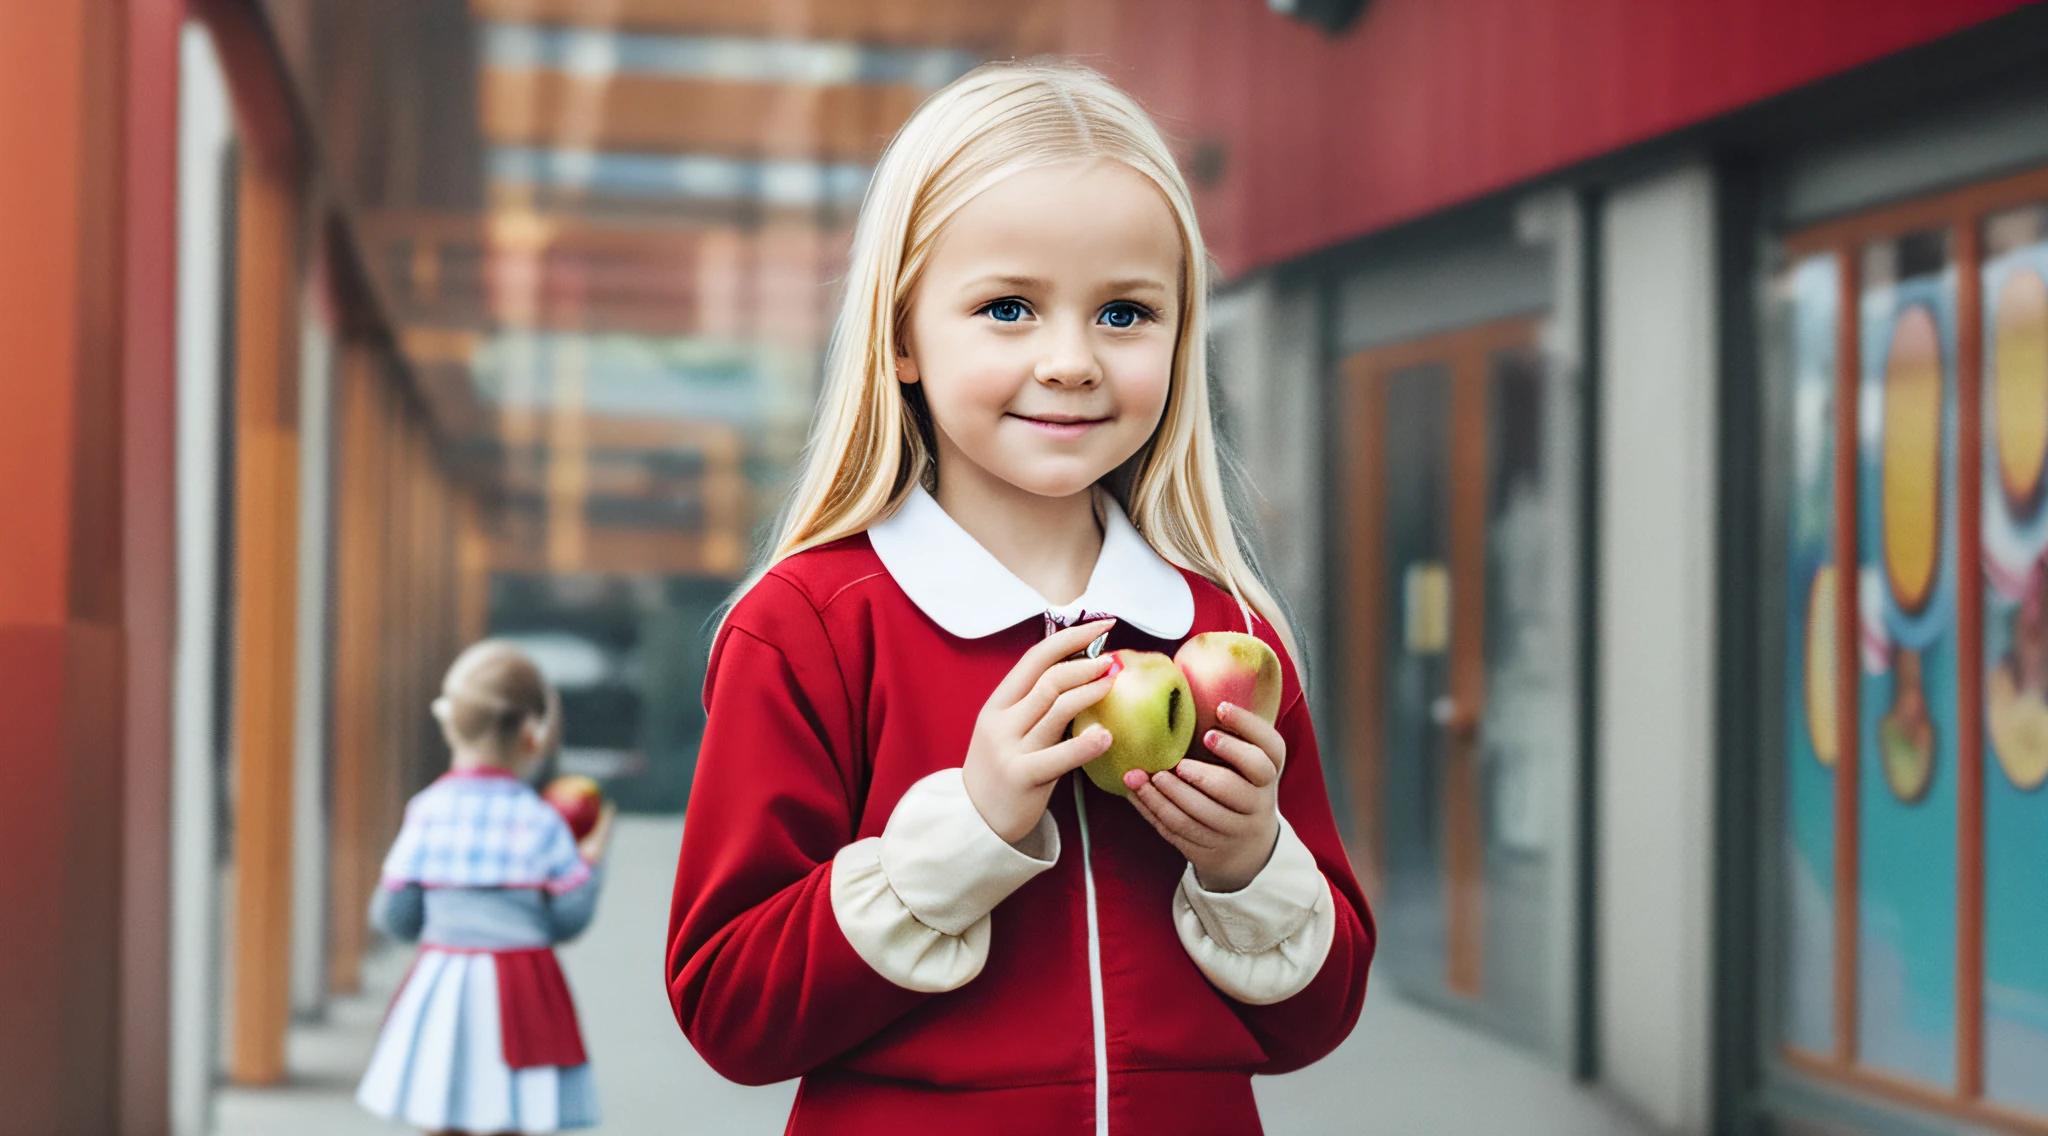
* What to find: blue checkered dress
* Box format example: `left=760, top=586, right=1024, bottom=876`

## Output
left=379, top=770, right=591, bottom=895
left=360, top=770, right=600, bottom=1133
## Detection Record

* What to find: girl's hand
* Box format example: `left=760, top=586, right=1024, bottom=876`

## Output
left=1126, top=701, right=1285, bottom=893
left=578, top=802, right=619, bottom=864
left=962, top=619, right=1120, bottom=844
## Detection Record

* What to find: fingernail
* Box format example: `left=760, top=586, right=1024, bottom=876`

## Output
left=1218, top=701, right=1235, bottom=716
left=1205, top=730, right=1221, bottom=748
left=1123, top=769, right=1146, bottom=791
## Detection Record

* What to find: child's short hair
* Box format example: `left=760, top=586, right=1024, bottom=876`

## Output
left=433, top=640, right=551, bottom=755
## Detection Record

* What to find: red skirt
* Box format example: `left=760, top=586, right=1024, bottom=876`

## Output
left=386, top=946, right=587, bottom=1070
left=493, top=947, right=588, bottom=1069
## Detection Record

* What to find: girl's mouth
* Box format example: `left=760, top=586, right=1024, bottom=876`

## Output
left=1010, top=413, right=1108, bottom=439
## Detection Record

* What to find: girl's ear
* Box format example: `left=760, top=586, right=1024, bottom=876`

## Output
left=893, top=317, right=919, bottom=385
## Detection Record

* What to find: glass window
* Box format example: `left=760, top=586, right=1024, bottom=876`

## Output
left=1768, top=178, right=2048, bottom=1132
left=1979, top=201, right=2048, bottom=1114
left=1854, top=227, right=1959, bottom=1087
left=1775, top=252, right=1840, bottom=1059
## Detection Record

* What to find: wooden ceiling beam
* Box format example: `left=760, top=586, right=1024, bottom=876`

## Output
left=363, top=209, right=850, bottom=339
left=482, top=69, right=920, bottom=162
left=496, top=409, right=745, bottom=452
left=470, top=0, right=1059, bottom=53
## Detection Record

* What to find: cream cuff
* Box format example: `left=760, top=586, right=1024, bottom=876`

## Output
left=1173, top=816, right=1335, bottom=1005
left=830, top=768, right=1059, bottom=992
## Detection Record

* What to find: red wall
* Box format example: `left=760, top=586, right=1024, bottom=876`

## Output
left=1068, top=0, right=2029, bottom=275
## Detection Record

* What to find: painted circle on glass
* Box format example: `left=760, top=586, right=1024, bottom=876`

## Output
left=1804, top=565, right=1839, bottom=767
left=1995, top=269, right=2048, bottom=515
left=1881, top=304, right=1943, bottom=617
left=1988, top=663, right=2048, bottom=792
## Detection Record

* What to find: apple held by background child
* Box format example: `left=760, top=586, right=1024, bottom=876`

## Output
left=1074, top=650, right=1196, bottom=798
left=543, top=774, right=604, bottom=841
left=1174, top=632, right=1284, bottom=758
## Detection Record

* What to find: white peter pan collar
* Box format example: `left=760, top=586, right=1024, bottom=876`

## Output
left=867, top=484, right=1195, bottom=640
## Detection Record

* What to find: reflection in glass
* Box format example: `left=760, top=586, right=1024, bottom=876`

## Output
left=1775, top=252, right=1839, bottom=1056
left=1478, top=345, right=1566, bottom=1054
left=1979, top=202, right=2048, bottom=1113
left=1854, top=228, right=1957, bottom=1086
left=1379, top=362, right=1454, bottom=990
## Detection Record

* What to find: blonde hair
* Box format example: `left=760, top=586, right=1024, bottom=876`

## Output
left=740, top=60, right=1297, bottom=658
left=432, top=640, right=553, bottom=758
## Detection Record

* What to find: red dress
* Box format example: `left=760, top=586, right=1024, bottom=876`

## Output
left=667, top=489, right=1374, bottom=1134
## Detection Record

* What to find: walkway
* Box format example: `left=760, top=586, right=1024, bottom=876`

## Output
left=215, top=817, right=1652, bottom=1136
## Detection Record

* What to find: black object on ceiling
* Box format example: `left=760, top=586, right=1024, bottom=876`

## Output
left=1267, top=0, right=1370, bottom=37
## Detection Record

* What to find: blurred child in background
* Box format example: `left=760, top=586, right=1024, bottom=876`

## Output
left=358, top=640, right=615, bottom=1135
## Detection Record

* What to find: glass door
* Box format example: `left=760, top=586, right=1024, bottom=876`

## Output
left=1341, top=316, right=1576, bottom=1054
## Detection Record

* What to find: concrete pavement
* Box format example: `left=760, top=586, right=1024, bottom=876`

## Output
left=215, top=816, right=1650, bottom=1136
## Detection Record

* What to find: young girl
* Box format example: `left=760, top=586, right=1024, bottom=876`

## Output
left=666, top=62, right=1374, bottom=1133
left=358, top=640, right=615, bottom=1135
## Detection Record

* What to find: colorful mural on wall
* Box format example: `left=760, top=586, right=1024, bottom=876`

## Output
left=1782, top=253, right=1839, bottom=1057
left=1979, top=201, right=2048, bottom=1113
left=1771, top=168, right=2048, bottom=1133
left=1855, top=231, right=1958, bottom=1086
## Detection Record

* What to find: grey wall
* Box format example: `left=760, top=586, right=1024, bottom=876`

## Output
left=1597, top=162, right=1721, bottom=1135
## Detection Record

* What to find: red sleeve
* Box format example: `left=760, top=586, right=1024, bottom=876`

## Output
left=665, top=573, right=925, bottom=1085
left=1236, top=635, right=1377, bottom=1073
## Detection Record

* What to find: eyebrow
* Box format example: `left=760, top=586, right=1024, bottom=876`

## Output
left=962, top=273, right=1172, bottom=296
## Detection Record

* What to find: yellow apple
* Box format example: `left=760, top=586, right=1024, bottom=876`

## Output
left=1073, top=649, right=1195, bottom=798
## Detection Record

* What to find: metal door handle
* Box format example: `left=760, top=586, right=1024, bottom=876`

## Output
left=1431, top=696, right=1479, bottom=740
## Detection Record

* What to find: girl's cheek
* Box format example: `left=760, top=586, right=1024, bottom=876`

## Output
left=1113, top=346, right=1175, bottom=413
left=958, top=365, right=1026, bottom=418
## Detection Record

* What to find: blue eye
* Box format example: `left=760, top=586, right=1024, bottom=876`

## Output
left=984, top=299, right=1027, bottom=323
left=1099, top=302, right=1150, bottom=329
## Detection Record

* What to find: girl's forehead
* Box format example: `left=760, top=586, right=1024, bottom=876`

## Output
left=924, top=159, right=1183, bottom=287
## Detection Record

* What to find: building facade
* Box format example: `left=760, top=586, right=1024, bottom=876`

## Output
left=1107, top=3, right=2048, bottom=1133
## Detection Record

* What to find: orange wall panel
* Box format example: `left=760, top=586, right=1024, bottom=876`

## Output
left=0, top=3, right=86, bottom=626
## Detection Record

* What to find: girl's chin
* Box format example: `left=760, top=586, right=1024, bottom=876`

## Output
left=937, top=431, right=1141, bottom=499
left=989, top=462, right=1123, bottom=501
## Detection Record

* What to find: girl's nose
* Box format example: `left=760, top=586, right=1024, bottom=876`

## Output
left=1033, top=319, right=1103, bottom=387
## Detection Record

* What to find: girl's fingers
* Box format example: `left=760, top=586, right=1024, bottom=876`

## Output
left=1023, top=669, right=1116, bottom=748
left=1022, top=725, right=1114, bottom=785
left=1200, top=726, right=1281, bottom=788
left=1146, top=769, right=1242, bottom=831
left=578, top=807, right=616, bottom=862
left=993, top=620, right=1117, bottom=705
left=1172, top=758, right=1262, bottom=814
left=1129, top=778, right=1220, bottom=848
left=1127, top=790, right=1189, bottom=852
left=1217, top=703, right=1287, bottom=775
left=1015, top=654, right=1116, bottom=727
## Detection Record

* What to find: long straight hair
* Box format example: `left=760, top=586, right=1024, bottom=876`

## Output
left=732, top=60, right=1298, bottom=659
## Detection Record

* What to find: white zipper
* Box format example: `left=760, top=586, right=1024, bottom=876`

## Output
left=1074, top=776, right=1110, bottom=1136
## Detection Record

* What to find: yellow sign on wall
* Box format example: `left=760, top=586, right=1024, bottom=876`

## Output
left=1404, top=561, right=1450, bottom=655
